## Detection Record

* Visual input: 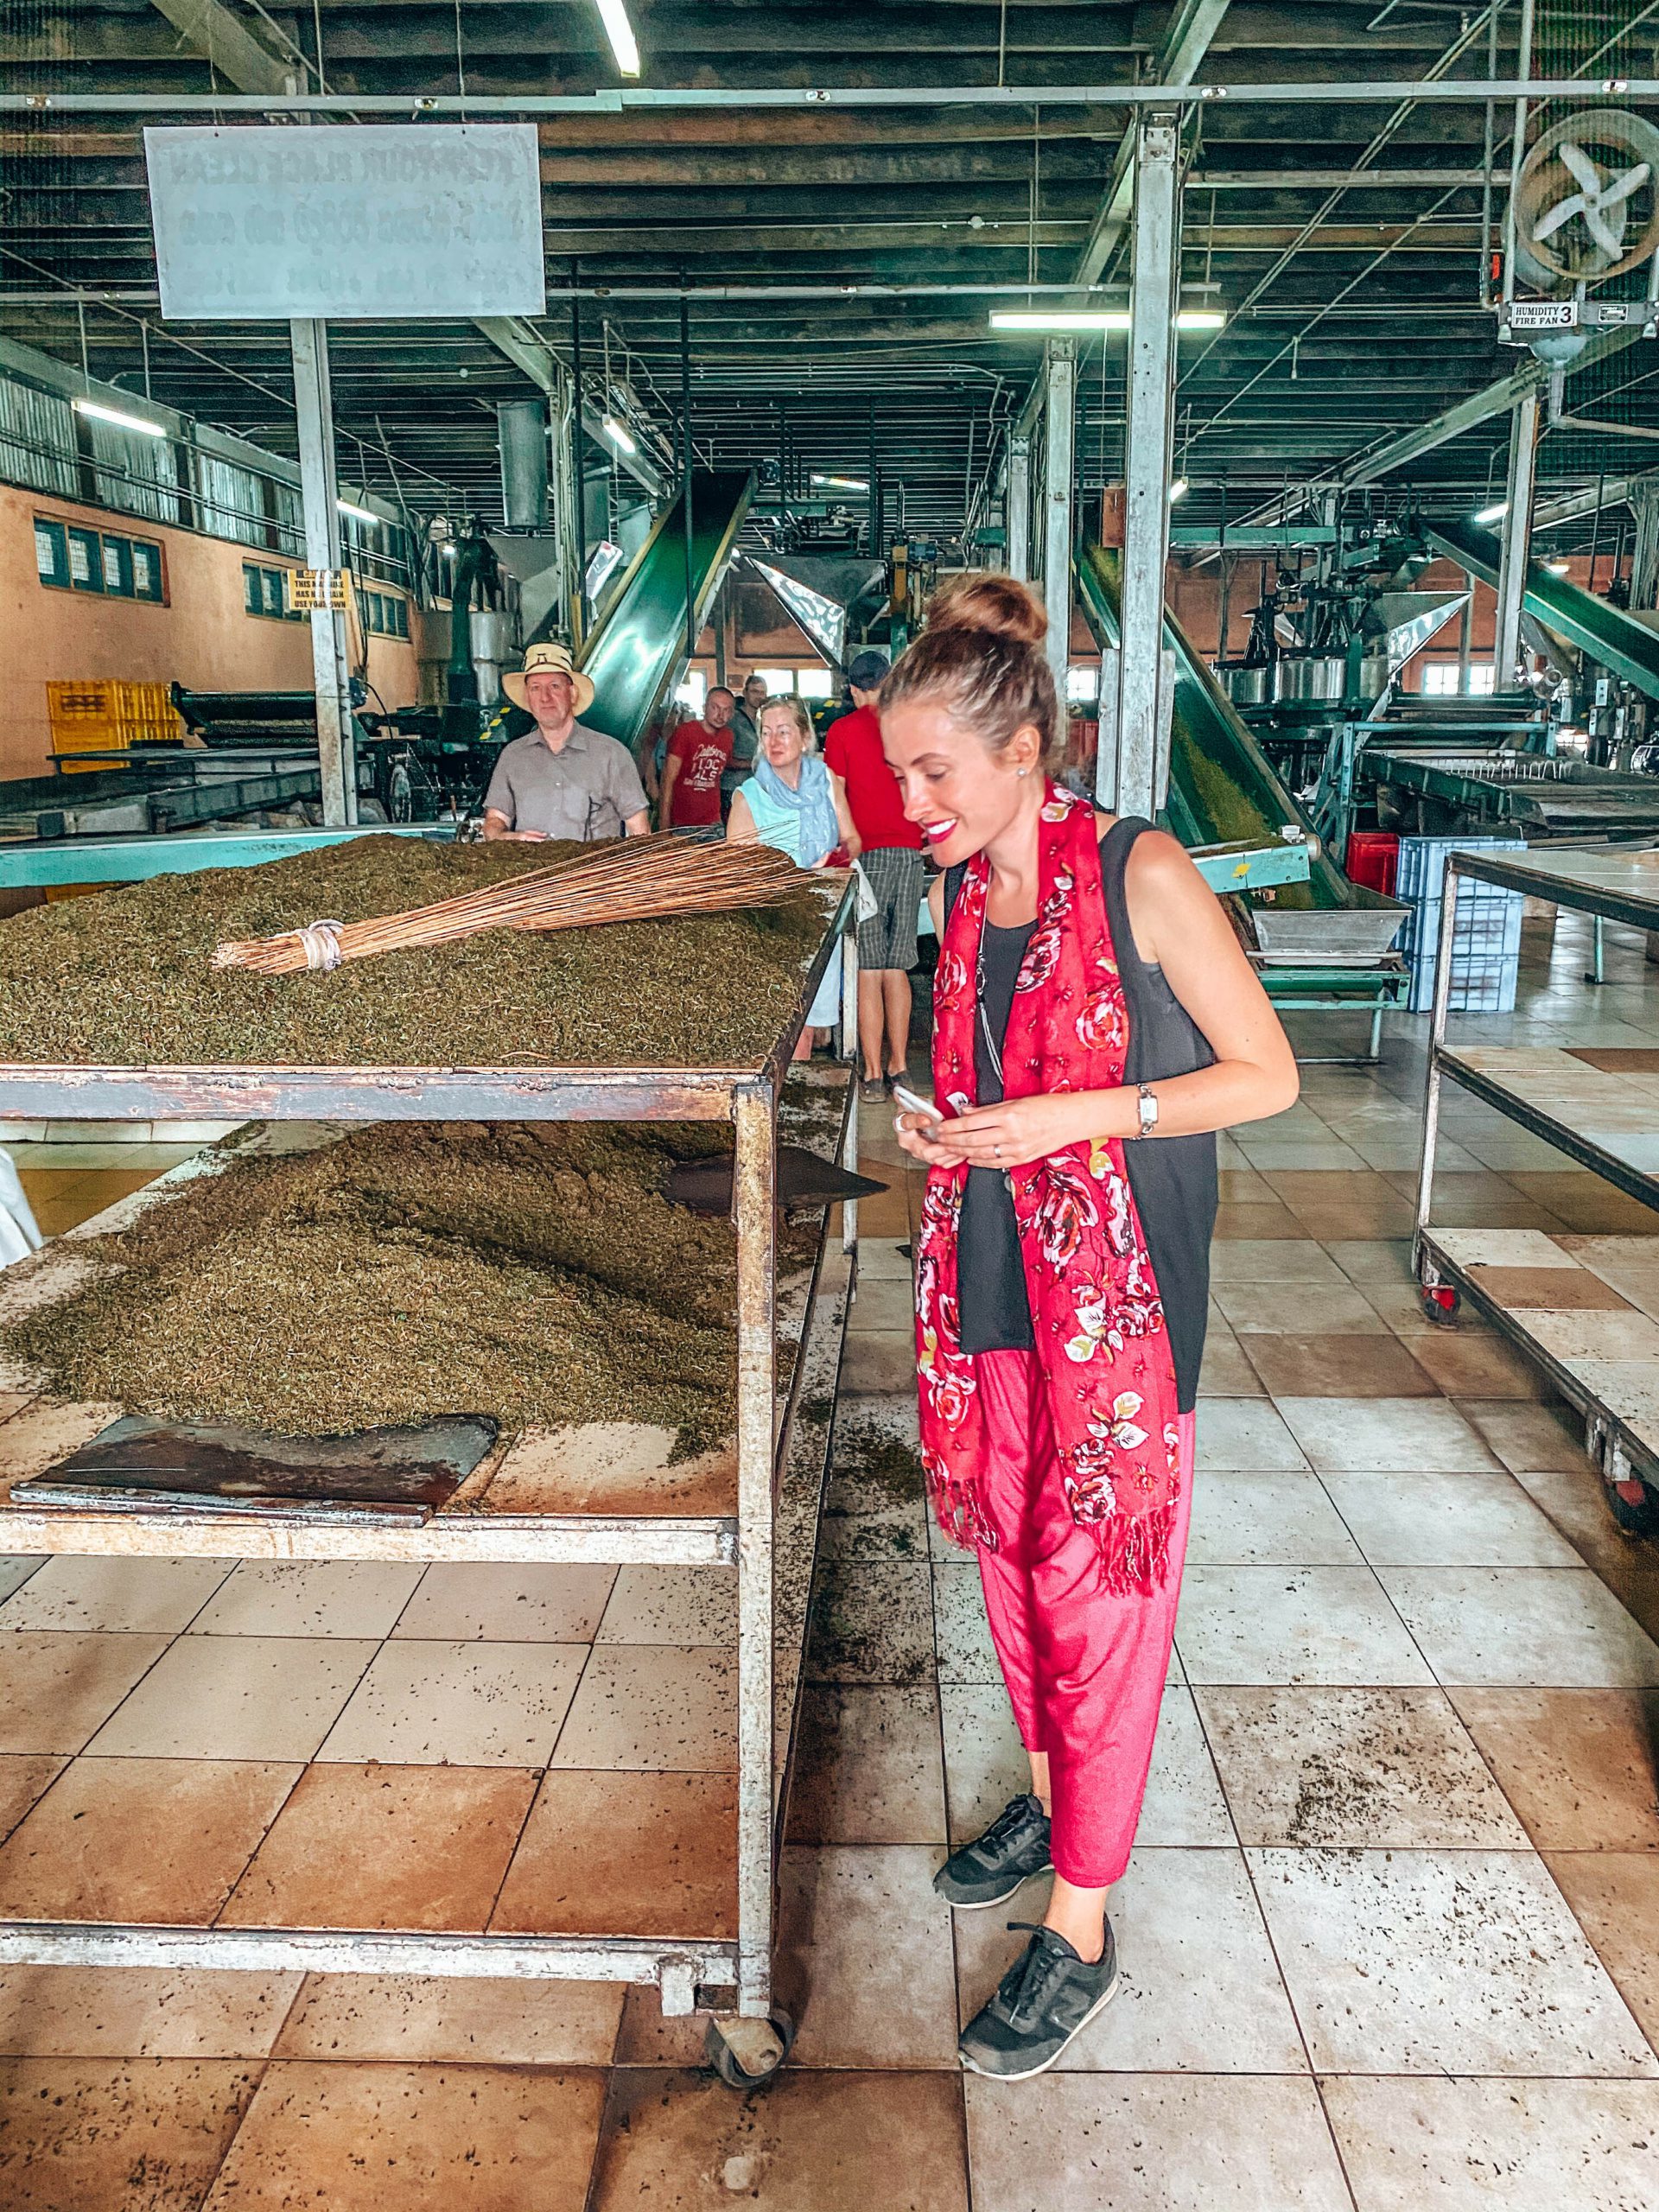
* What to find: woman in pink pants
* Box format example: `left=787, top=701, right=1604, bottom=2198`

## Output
left=885, top=575, right=1298, bottom=2081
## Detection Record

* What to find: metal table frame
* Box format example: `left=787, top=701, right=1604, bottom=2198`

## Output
left=1413, top=844, right=1659, bottom=1516
left=0, top=876, right=861, bottom=2059
left=1254, top=955, right=1410, bottom=1065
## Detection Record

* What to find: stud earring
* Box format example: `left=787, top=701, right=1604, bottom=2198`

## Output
left=1016, top=767, right=1028, bottom=778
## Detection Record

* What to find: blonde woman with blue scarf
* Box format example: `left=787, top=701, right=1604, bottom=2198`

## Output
left=727, top=693, right=861, bottom=1057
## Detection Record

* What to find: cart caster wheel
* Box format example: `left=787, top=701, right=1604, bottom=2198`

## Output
left=1605, top=1477, right=1659, bottom=1537
left=704, top=2009, right=796, bottom=2089
left=1421, top=1283, right=1460, bottom=1327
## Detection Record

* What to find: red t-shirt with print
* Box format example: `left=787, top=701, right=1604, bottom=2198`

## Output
left=664, top=720, right=734, bottom=827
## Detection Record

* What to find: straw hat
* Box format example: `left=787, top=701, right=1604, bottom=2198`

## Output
left=503, top=639, right=595, bottom=716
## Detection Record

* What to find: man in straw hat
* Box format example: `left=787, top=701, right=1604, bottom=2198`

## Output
left=483, top=640, right=651, bottom=842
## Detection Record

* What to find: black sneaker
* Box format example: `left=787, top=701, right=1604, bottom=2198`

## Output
left=933, top=1793, right=1052, bottom=1909
left=957, top=1920, right=1119, bottom=2081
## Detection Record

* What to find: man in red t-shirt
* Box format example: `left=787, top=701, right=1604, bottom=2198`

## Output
left=660, top=685, right=735, bottom=829
left=823, top=652, right=924, bottom=1096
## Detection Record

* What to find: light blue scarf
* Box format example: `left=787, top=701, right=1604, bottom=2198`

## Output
left=753, top=753, right=840, bottom=866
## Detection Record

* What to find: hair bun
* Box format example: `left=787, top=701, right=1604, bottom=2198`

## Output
left=925, top=573, right=1047, bottom=648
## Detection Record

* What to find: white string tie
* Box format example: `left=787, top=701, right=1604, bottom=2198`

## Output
left=296, top=918, right=346, bottom=974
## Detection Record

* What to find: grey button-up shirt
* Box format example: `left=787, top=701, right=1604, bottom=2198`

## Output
left=483, top=723, right=648, bottom=842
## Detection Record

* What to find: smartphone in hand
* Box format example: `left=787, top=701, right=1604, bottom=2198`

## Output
left=892, top=1084, right=944, bottom=1126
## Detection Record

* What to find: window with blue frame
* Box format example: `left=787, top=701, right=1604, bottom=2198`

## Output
left=36, top=515, right=166, bottom=602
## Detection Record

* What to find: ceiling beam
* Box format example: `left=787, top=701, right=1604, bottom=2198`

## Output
left=133, top=0, right=297, bottom=96
left=1071, top=0, right=1231, bottom=289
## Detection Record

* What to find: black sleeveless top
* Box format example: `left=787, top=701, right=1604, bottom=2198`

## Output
left=946, top=817, right=1217, bottom=1414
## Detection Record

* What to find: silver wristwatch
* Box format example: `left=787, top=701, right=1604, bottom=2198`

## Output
left=1134, top=1083, right=1160, bottom=1137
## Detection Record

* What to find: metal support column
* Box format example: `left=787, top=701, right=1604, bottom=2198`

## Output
left=1494, top=393, right=1539, bottom=685
left=731, top=1081, right=778, bottom=2018
left=1630, top=480, right=1659, bottom=611
left=1112, top=110, right=1182, bottom=820
left=289, top=318, right=353, bottom=827
left=1040, top=343, right=1076, bottom=695
left=1007, top=432, right=1032, bottom=582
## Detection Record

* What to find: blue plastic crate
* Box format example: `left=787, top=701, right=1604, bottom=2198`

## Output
left=1398, top=836, right=1527, bottom=1014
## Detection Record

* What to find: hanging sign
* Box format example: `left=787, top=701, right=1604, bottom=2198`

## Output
left=289, top=568, right=352, bottom=613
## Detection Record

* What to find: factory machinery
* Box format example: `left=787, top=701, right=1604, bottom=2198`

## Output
left=1212, top=523, right=1659, bottom=855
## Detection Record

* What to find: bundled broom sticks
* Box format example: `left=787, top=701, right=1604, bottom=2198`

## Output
left=211, top=834, right=814, bottom=977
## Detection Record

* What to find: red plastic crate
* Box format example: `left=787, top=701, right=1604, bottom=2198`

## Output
left=1345, top=830, right=1400, bottom=897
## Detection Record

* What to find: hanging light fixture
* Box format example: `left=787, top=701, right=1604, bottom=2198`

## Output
left=988, top=308, right=1226, bottom=334
left=594, top=0, right=640, bottom=77
left=73, top=397, right=166, bottom=438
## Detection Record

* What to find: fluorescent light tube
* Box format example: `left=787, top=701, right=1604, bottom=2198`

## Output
left=1475, top=501, right=1508, bottom=524
left=988, top=308, right=1225, bottom=334
left=1169, top=478, right=1189, bottom=501
left=812, top=473, right=870, bottom=492
left=73, top=397, right=166, bottom=438
left=337, top=499, right=378, bottom=524
left=601, top=415, right=638, bottom=454
left=1544, top=559, right=1571, bottom=575
left=594, top=0, right=640, bottom=76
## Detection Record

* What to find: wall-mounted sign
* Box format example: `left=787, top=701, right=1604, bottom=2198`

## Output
left=145, top=124, right=546, bottom=321
left=289, top=567, right=353, bottom=613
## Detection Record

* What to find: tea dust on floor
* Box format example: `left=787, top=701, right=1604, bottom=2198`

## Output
left=0, top=835, right=835, bottom=1067
left=4, top=1122, right=814, bottom=1451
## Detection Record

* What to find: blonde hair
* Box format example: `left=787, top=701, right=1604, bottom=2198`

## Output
left=878, top=573, right=1058, bottom=762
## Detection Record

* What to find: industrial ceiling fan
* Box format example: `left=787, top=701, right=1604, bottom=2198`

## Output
left=1515, top=109, right=1659, bottom=286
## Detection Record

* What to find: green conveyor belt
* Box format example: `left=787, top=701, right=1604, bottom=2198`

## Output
left=1421, top=517, right=1659, bottom=703
left=577, top=468, right=754, bottom=750
left=1073, top=543, right=1352, bottom=910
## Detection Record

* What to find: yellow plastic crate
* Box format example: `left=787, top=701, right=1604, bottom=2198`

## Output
left=47, top=679, right=185, bottom=757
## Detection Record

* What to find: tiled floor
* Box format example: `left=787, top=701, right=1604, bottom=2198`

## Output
left=3, top=911, right=1659, bottom=2203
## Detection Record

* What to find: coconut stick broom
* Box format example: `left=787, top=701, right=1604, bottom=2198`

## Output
left=211, top=835, right=813, bottom=977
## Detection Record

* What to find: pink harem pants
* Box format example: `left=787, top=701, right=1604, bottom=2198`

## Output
left=973, top=1348, right=1194, bottom=1889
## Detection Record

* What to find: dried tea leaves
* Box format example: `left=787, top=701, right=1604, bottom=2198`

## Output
left=0, top=835, right=835, bottom=1068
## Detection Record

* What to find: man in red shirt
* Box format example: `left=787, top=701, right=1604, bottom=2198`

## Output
left=823, top=651, right=924, bottom=1097
left=660, top=685, right=735, bottom=829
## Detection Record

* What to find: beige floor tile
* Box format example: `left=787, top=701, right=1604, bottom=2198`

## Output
left=0, top=1967, right=300, bottom=2060
left=0, top=1632, right=171, bottom=1755
left=1274, top=1397, right=1501, bottom=1474
left=954, top=1847, right=1306, bottom=2072
left=849, top=1274, right=917, bottom=1332
left=0, top=1555, right=232, bottom=1636
left=223, top=1764, right=537, bottom=1933
left=806, top=1560, right=937, bottom=1685
left=964, top=2074, right=1354, bottom=2210
left=200, top=2059, right=607, bottom=2210
left=193, top=1561, right=424, bottom=1639
left=1543, top=1852, right=1659, bottom=2044
left=391, top=1562, right=616, bottom=1643
left=0, top=1558, right=43, bottom=1605
left=938, top=1680, right=1028, bottom=1846
left=854, top=1239, right=914, bottom=1281
left=1322, top=1238, right=1416, bottom=1283
left=1213, top=1200, right=1311, bottom=1241
left=589, top=2067, right=970, bottom=2212
left=778, top=1843, right=960, bottom=2067
left=1209, top=1241, right=1348, bottom=1286
left=1198, top=1338, right=1268, bottom=1395
left=1323, top=1468, right=1582, bottom=1568
left=0, top=1753, right=64, bottom=1843
left=1447, top=1688, right=1659, bottom=1849
left=1456, top=1395, right=1593, bottom=1475
left=1250, top=1846, right=1657, bottom=2075
left=788, top=1685, right=947, bottom=1845
left=1188, top=1471, right=1363, bottom=1567
left=1135, top=1685, right=1237, bottom=1847
left=86, top=1636, right=376, bottom=1762
left=839, top=1332, right=918, bottom=1395
left=595, top=1565, right=735, bottom=1646
left=1407, top=1328, right=1551, bottom=1400
left=274, top=1974, right=623, bottom=2065
left=550, top=1646, right=735, bottom=1770
left=1216, top=1281, right=1391, bottom=1335
left=817, top=1505, right=931, bottom=1562
left=0, top=1757, right=296, bottom=1924
left=1196, top=1687, right=1527, bottom=1847
left=492, top=1771, right=735, bottom=1939
left=1243, top=1333, right=1437, bottom=1399
left=608, top=1984, right=717, bottom=2069
left=0, top=2056, right=258, bottom=2212
left=1320, top=2075, right=1659, bottom=2212
left=1194, top=1399, right=1313, bottom=1473
left=1379, top=1567, right=1659, bottom=1688
left=931, top=1560, right=1001, bottom=1684
left=1176, top=1567, right=1433, bottom=1688
left=318, top=1640, right=585, bottom=1767
left=1356, top=1281, right=1443, bottom=1335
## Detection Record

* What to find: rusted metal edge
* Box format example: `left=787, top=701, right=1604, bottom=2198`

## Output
left=0, top=1922, right=737, bottom=1986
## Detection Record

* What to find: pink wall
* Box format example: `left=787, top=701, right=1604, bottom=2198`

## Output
left=0, top=483, right=419, bottom=782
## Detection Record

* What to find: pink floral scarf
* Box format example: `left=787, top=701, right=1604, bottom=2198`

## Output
left=914, top=784, right=1183, bottom=1592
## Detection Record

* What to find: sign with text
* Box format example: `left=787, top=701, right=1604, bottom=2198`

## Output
left=145, top=124, right=545, bottom=320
